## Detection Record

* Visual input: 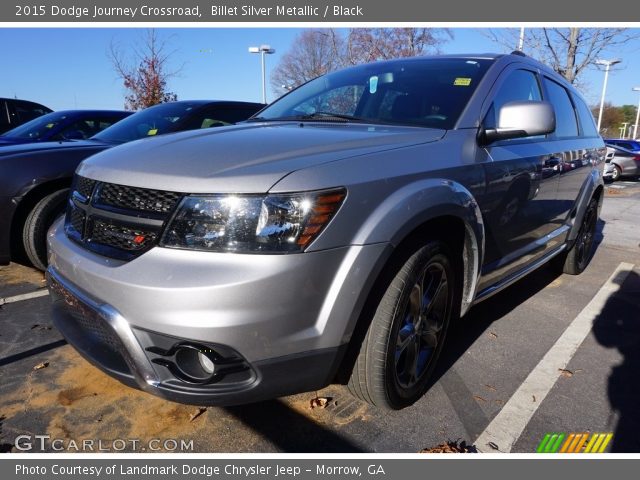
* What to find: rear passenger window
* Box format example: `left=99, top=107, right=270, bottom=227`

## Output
left=543, top=78, right=578, bottom=138
left=484, top=69, right=542, bottom=130
left=572, top=95, right=599, bottom=137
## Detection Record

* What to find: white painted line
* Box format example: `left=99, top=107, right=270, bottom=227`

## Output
left=0, top=289, right=49, bottom=306
left=475, top=262, right=635, bottom=453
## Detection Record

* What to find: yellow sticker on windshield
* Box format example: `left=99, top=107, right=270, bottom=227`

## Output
left=147, top=129, right=158, bottom=136
left=46, top=123, right=54, bottom=128
left=454, top=77, right=472, bottom=86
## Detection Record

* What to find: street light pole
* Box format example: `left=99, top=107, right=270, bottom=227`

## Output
left=249, top=44, right=276, bottom=104
left=633, top=87, right=640, bottom=140
left=518, top=27, right=525, bottom=51
left=595, top=58, right=621, bottom=132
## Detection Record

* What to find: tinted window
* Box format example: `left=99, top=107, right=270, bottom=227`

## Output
left=0, top=101, right=10, bottom=127
left=484, top=69, right=542, bottom=130
left=15, top=101, right=48, bottom=123
left=93, top=103, right=204, bottom=144
left=1, top=111, right=69, bottom=139
left=573, top=95, right=599, bottom=137
left=256, top=58, right=493, bottom=129
left=543, top=78, right=578, bottom=138
left=181, top=106, right=262, bottom=130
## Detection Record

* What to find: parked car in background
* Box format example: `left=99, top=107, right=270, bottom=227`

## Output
left=0, top=100, right=264, bottom=270
left=0, top=110, right=131, bottom=146
left=47, top=53, right=605, bottom=410
left=0, top=98, right=52, bottom=134
left=604, top=138, right=640, bottom=153
left=603, top=144, right=640, bottom=181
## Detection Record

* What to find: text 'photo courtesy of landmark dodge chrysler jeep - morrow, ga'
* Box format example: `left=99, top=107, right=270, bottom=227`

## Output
left=47, top=53, right=605, bottom=410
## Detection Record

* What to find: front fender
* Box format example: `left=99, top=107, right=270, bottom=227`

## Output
left=353, top=178, right=485, bottom=316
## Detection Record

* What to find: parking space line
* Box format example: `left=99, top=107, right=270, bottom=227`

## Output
left=0, top=289, right=49, bottom=306
left=474, top=262, right=635, bottom=453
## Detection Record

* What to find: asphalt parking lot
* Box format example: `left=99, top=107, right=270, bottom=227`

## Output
left=1, top=180, right=639, bottom=453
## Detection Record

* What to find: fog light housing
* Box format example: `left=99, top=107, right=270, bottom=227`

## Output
left=198, top=351, right=215, bottom=374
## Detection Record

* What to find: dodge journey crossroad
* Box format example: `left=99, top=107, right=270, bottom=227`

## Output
left=47, top=53, right=605, bottom=409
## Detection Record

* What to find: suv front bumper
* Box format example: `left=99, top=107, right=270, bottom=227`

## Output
left=47, top=219, right=390, bottom=404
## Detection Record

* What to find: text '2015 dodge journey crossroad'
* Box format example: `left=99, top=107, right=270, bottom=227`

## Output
left=47, top=53, right=605, bottom=409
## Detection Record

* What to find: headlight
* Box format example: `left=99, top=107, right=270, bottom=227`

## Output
left=160, top=188, right=346, bottom=253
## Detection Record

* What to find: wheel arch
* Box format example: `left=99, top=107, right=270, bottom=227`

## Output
left=334, top=183, right=485, bottom=383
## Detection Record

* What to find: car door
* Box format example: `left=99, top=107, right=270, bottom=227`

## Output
left=478, top=66, right=563, bottom=290
left=544, top=78, right=600, bottom=229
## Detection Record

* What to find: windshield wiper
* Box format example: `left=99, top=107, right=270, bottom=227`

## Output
left=245, top=112, right=366, bottom=123
left=297, top=111, right=365, bottom=122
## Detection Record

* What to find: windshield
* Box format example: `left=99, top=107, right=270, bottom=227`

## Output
left=92, top=102, right=201, bottom=144
left=255, top=58, right=493, bottom=129
left=1, top=111, right=70, bottom=140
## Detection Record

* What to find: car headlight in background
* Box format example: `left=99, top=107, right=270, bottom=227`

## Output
left=160, top=188, right=346, bottom=253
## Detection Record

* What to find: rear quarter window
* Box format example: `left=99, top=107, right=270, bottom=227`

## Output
left=572, top=95, right=600, bottom=138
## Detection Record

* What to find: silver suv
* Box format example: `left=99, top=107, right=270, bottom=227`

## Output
left=47, top=53, right=604, bottom=409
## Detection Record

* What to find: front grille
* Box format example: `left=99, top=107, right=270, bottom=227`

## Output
left=75, top=176, right=96, bottom=199
left=90, top=219, right=158, bottom=252
left=66, top=175, right=182, bottom=261
left=97, top=183, right=181, bottom=214
left=69, top=208, right=85, bottom=236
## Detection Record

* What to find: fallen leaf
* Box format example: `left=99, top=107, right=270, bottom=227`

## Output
left=420, top=440, right=477, bottom=453
left=487, top=442, right=500, bottom=451
left=484, top=384, right=497, bottom=392
left=494, top=399, right=504, bottom=405
left=33, top=362, right=49, bottom=371
left=559, top=368, right=574, bottom=378
left=310, top=397, right=330, bottom=409
left=30, top=324, right=52, bottom=331
left=189, top=407, right=207, bottom=422
left=532, top=395, right=536, bottom=402
left=473, top=395, right=487, bottom=403
left=489, top=332, right=498, bottom=339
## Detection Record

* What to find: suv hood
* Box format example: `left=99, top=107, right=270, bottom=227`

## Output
left=78, top=122, right=445, bottom=193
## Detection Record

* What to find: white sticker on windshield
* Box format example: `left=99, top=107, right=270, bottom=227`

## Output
left=369, top=76, right=378, bottom=94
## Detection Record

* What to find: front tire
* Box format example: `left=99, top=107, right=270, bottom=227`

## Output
left=23, top=189, right=69, bottom=271
left=611, top=165, right=621, bottom=182
left=347, top=240, right=456, bottom=409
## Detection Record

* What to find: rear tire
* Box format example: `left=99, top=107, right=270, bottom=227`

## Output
left=347, top=240, right=456, bottom=409
left=557, top=197, right=598, bottom=275
left=23, top=189, right=69, bottom=271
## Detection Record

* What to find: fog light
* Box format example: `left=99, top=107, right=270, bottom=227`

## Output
left=198, top=352, right=215, bottom=374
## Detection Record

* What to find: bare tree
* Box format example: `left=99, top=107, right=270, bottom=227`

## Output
left=109, top=30, right=180, bottom=110
left=270, top=30, right=343, bottom=94
left=345, top=28, right=452, bottom=65
left=485, top=28, right=639, bottom=86
left=271, top=28, right=453, bottom=96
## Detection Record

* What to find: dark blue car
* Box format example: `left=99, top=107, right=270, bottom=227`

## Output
left=0, top=110, right=131, bottom=146
left=604, top=138, right=640, bottom=154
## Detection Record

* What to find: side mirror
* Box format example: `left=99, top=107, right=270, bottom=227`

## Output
left=481, top=100, right=556, bottom=145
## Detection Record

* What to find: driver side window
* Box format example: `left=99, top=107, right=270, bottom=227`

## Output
left=484, top=69, right=542, bottom=130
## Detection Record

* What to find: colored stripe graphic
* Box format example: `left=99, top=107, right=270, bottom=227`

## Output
left=598, top=433, right=613, bottom=453
left=537, top=433, right=613, bottom=453
left=573, top=433, right=589, bottom=453
left=559, top=433, right=575, bottom=453
left=584, top=433, right=600, bottom=453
